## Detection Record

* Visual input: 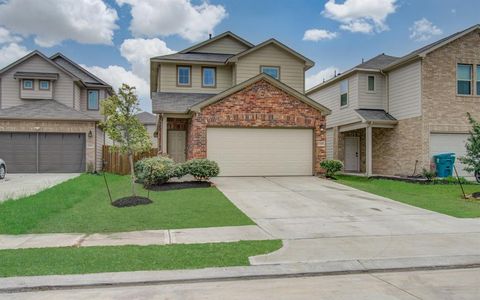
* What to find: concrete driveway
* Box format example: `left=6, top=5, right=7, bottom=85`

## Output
left=213, top=177, right=480, bottom=265
left=0, top=173, right=79, bottom=202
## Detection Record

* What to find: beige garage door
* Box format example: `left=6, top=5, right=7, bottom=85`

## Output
left=430, top=133, right=473, bottom=179
left=207, top=128, right=313, bottom=176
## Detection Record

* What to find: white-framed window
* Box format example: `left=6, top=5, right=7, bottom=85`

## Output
left=367, top=75, right=375, bottom=91
left=261, top=66, right=280, bottom=80
left=22, top=79, right=34, bottom=90
left=202, top=67, right=216, bottom=87
left=457, top=64, right=472, bottom=95
left=39, top=80, right=50, bottom=90
left=476, top=65, right=480, bottom=96
left=87, top=89, right=99, bottom=110
left=177, top=66, right=191, bottom=86
left=340, top=80, right=348, bottom=107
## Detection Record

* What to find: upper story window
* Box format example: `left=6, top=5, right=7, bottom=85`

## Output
left=261, top=66, right=280, bottom=80
left=202, top=67, right=216, bottom=88
left=39, top=80, right=50, bottom=90
left=177, top=66, right=191, bottom=86
left=22, top=79, right=34, bottom=90
left=340, top=80, right=348, bottom=107
left=476, top=66, right=480, bottom=96
left=457, top=64, right=472, bottom=95
left=367, top=75, right=375, bottom=91
left=87, top=90, right=99, bottom=110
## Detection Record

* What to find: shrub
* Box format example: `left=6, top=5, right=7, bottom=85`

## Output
left=183, top=159, right=220, bottom=181
left=432, top=176, right=472, bottom=185
left=421, top=168, right=436, bottom=181
left=135, top=156, right=175, bottom=186
left=171, top=163, right=188, bottom=179
left=320, top=159, right=343, bottom=179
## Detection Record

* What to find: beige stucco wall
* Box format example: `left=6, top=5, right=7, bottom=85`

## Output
left=0, top=119, right=98, bottom=171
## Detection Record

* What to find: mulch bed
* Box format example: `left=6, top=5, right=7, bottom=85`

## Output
left=146, top=181, right=212, bottom=191
left=472, top=192, right=480, bottom=199
left=112, top=196, right=153, bottom=208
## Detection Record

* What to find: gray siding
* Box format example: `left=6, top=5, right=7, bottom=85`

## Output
left=308, top=74, right=361, bottom=128
left=235, top=44, right=305, bottom=92
left=95, top=127, right=104, bottom=171
left=0, top=55, right=74, bottom=108
left=326, top=128, right=334, bottom=159
left=358, top=72, right=386, bottom=110
left=388, top=60, right=422, bottom=120
left=74, top=83, right=81, bottom=110
left=80, top=88, right=108, bottom=119
left=194, top=36, right=249, bottom=54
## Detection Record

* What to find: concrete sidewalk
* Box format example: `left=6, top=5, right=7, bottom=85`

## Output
left=0, top=225, right=274, bottom=249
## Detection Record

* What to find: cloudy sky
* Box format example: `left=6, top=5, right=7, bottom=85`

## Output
left=0, top=0, right=478, bottom=111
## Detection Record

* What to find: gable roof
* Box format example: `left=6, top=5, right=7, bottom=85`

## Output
left=190, top=73, right=330, bottom=115
left=227, top=39, right=315, bottom=70
left=50, top=53, right=112, bottom=88
left=151, top=52, right=233, bottom=64
left=135, top=111, right=157, bottom=125
left=0, top=50, right=79, bottom=80
left=151, top=92, right=215, bottom=114
left=355, top=109, right=397, bottom=123
left=179, top=31, right=254, bottom=54
left=0, top=100, right=97, bottom=121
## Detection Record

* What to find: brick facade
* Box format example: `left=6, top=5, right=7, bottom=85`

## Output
left=186, top=79, right=327, bottom=173
left=0, top=119, right=97, bottom=170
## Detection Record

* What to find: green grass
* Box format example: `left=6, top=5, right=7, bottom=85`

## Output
left=0, top=240, right=282, bottom=277
left=337, top=175, right=480, bottom=218
left=0, top=174, right=254, bottom=234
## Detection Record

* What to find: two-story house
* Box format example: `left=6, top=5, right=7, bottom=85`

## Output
left=0, top=51, right=112, bottom=173
left=151, top=32, right=330, bottom=176
left=307, top=24, right=480, bottom=179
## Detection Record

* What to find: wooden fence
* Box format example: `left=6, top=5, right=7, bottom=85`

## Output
left=102, top=145, right=158, bottom=175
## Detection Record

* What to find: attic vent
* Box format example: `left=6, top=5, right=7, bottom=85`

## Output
left=209, top=33, right=212, bottom=39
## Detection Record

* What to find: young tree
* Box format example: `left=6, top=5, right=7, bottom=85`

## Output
left=459, top=113, right=480, bottom=176
left=101, top=84, right=152, bottom=196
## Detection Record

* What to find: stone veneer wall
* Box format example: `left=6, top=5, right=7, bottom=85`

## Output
left=187, top=79, right=327, bottom=173
left=0, top=119, right=97, bottom=170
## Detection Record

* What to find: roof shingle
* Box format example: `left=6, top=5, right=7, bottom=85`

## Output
left=151, top=52, right=233, bottom=63
left=355, top=109, right=397, bottom=122
left=0, top=100, right=97, bottom=121
left=151, top=92, right=215, bottom=113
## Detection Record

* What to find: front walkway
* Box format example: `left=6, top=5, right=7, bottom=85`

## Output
left=212, top=177, right=480, bottom=265
left=0, top=225, right=273, bottom=249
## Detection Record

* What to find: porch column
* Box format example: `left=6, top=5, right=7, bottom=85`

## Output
left=366, top=125, right=373, bottom=176
left=161, top=115, right=167, bottom=154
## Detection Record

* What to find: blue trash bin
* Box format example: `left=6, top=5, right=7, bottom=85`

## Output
left=433, top=153, right=456, bottom=178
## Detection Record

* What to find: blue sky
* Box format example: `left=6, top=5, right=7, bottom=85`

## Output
left=0, top=0, right=479, bottom=111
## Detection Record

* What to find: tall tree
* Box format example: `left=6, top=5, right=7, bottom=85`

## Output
left=459, top=113, right=480, bottom=175
left=101, top=84, right=152, bottom=196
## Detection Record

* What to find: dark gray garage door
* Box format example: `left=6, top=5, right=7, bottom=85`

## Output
left=0, top=132, right=86, bottom=173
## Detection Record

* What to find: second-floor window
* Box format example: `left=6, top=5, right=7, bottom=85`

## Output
left=457, top=64, right=472, bottom=95
left=477, top=65, right=480, bottom=95
left=340, top=80, right=348, bottom=107
left=22, top=79, right=33, bottom=90
left=87, top=90, right=99, bottom=110
left=202, top=67, right=216, bottom=88
left=261, top=66, right=280, bottom=80
left=367, top=75, right=375, bottom=91
left=39, top=80, right=50, bottom=90
left=177, top=66, right=191, bottom=86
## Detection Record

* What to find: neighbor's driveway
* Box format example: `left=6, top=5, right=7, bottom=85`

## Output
left=213, top=177, right=480, bottom=265
left=0, top=173, right=79, bottom=202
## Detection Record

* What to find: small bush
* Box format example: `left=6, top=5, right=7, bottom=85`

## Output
left=421, top=168, right=436, bottom=181
left=183, top=159, right=220, bottom=181
left=320, top=159, right=343, bottom=179
left=171, top=163, right=188, bottom=179
left=135, top=156, right=175, bottom=186
left=432, top=176, right=473, bottom=185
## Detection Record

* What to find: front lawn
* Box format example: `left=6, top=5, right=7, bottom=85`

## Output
left=337, top=175, right=480, bottom=218
left=0, top=174, right=254, bottom=234
left=0, top=240, right=282, bottom=277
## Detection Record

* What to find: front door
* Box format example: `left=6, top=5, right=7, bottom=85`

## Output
left=167, top=130, right=186, bottom=163
left=344, top=136, right=360, bottom=172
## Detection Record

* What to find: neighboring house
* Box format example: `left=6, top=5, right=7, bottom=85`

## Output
left=0, top=51, right=113, bottom=173
left=136, top=111, right=158, bottom=148
left=151, top=32, right=330, bottom=176
left=307, top=24, right=480, bottom=179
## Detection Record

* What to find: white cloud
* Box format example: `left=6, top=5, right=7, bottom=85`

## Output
left=0, top=0, right=118, bottom=47
left=305, top=67, right=339, bottom=90
left=0, top=27, right=21, bottom=44
left=117, top=0, right=227, bottom=42
left=409, top=18, right=442, bottom=42
left=0, top=43, right=29, bottom=69
left=323, top=0, right=397, bottom=34
left=303, top=29, right=338, bottom=41
left=84, top=65, right=151, bottom=112
left=120, top=38, right=175, bottom=80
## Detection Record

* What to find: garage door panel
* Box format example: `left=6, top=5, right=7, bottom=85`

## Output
left=430, top=133, right=473, bottom=179
left=38, top=133, right=86, bottom=173
left=0, top=133, right=37, bottom=173
left=207, top=128, right=313, bottom=176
